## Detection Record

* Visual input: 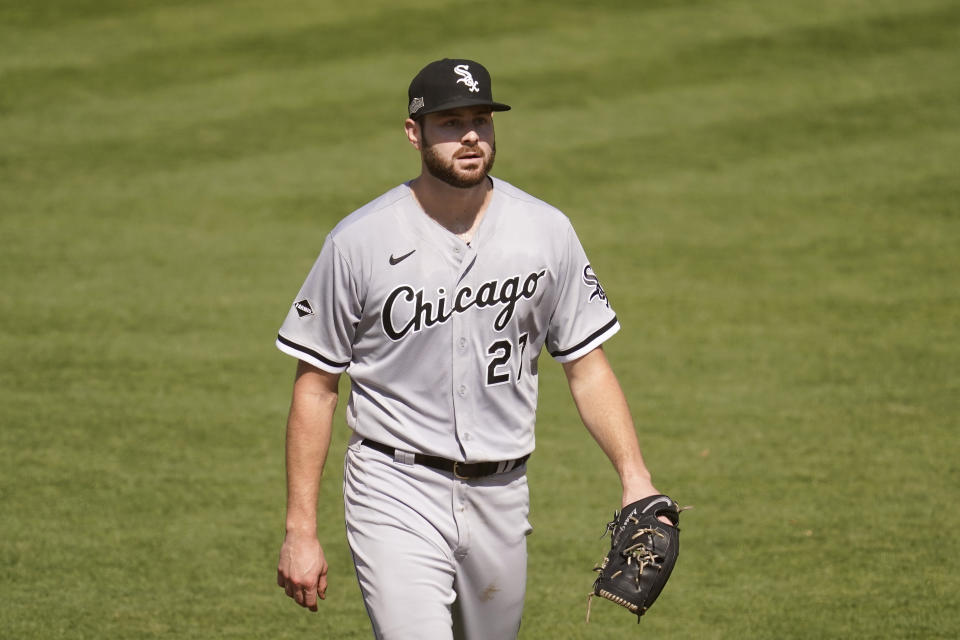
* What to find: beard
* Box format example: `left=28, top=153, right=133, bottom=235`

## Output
left=422, top=142, right=496, bottom=189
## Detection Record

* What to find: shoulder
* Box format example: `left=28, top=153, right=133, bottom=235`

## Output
left=328, top=183, right=412, bottom=243
left=491, top=177, right=574, bottom=229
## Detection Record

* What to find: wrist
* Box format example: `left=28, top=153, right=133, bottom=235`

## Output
left=620, top=472, right=658, bottom=507
left=285, top=518, right=317, bottom=538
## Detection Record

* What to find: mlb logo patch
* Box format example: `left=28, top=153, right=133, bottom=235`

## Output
left=295, top=299, right=314, bottom=317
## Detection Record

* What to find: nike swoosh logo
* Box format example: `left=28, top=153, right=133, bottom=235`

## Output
left=641, top=496, right=674, bottom=513
left=389, top=249, right=416, bottom=265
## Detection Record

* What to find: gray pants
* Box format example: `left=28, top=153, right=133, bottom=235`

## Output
left=344, top=436, right=532, bottom=640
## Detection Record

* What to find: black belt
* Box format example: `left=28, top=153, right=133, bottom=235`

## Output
left=361, top=439, right=529, bottom=479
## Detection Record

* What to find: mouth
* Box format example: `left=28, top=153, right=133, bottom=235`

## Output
left=456, top=149, right=483, bottom=160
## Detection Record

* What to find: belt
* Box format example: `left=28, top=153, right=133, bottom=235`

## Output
left=361, top=438, right=530, bottom=480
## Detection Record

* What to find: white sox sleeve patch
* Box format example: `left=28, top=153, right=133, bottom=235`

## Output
left=544, top=225, right=620, bottom=363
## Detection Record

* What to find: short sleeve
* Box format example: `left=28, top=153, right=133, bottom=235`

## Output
left=275, top=236, right=361, bottom=373
left=545, top=225, right=620, bottom=362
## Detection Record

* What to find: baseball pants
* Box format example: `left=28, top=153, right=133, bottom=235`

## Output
left=344, top=435, right=533, bottom=640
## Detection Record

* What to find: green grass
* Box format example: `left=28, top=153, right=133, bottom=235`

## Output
left=2, top=1, right=958, bottom=637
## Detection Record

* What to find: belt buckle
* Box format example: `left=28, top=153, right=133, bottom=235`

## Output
left=452, top=461, right=470, bottom=480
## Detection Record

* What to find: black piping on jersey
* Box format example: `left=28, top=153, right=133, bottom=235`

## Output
left=276, top=333, right=350, bottom=369
left=548, top=316, right=619, bottom=358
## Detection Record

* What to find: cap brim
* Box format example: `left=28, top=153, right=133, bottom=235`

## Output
left=412, top=99, right=511, bottom=118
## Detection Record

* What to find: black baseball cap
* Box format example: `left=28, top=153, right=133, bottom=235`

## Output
left=407, top=58, right=511, bottom=119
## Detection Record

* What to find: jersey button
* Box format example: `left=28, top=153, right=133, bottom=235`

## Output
left=458, top=337, right=467, bottom=350
left=457, top=385, right=467, bottom=397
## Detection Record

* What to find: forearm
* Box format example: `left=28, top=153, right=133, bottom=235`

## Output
left=563, top=347, right=658, bottom=504
left=284, top=361, right=339, bottom=535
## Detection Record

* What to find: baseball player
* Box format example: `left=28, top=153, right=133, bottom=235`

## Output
left=274, top=58, right=667, bottom=639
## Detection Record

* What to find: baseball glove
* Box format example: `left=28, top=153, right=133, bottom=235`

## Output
left=587, top=494, right=682, bottom=622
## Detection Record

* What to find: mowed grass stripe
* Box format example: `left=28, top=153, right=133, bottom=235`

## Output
left=5, top=37, right=954, bottom=224
left=8, top=49, right=958, bottom=177
left=0, top=0, right=699, bottom=113
left=5, top=0, right=953, bottom=151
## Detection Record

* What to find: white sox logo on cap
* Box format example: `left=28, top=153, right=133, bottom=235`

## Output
left=407, top=58, right=510, bottom=118
left=454, top=64, right=480, bottom=93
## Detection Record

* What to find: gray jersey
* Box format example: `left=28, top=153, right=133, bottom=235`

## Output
left=276, top=177, right=618, bottom=462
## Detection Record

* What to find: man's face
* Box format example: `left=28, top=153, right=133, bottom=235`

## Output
left=418, top=106, right=496, bottom=188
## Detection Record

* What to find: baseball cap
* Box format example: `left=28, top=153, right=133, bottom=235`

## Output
left=407, top=58, right=511, bottom=119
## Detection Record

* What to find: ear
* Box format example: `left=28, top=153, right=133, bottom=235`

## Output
left=404, top=118, right=423, bottom=150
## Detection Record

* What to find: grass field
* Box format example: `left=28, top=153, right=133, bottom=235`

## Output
left=2, top=1, right=958, bottom=638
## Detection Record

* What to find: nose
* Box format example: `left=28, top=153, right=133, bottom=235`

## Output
left=461, top=128, right=480, bottom=145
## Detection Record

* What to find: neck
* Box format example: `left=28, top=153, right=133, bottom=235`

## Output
left=409, top=173, right=493, bottom=238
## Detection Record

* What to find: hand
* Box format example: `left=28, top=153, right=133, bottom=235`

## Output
left=276, top=531, right=328, bottom=611
left=622, top=483, right=674, bottom=527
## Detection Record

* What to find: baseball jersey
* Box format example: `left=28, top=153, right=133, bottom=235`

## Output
left=276, top=177, right=619, bottom=462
